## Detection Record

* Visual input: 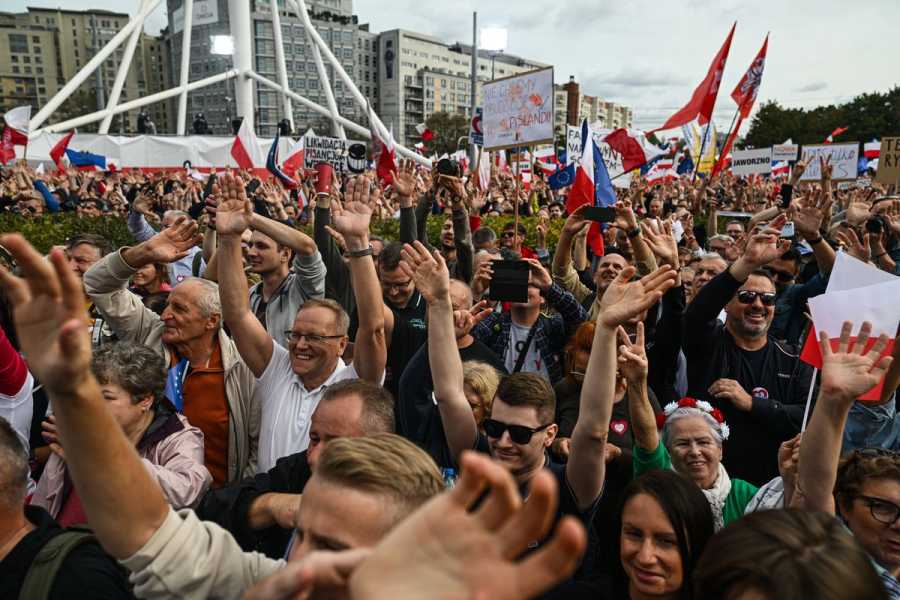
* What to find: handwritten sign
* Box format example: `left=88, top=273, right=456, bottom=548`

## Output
left=303, top=134, right=349, bottom=172
left=565, top=125, right=581, bottom=164
left=483, top=67, right=554, bottom=151
left=564, top=124, right=630, bottom=187
left=731, top=148, right=773, bottom=176
left=799, top=143, right=859, bottom=181
left=875, top=137, right=900, bottom=184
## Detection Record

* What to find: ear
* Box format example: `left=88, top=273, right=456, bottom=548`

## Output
left=337, top=335, right=349, bottom=356
left=206, top=313, right=221, bottom=332
left=543, top=424, right=558, bottom=448
left=135, top=394, right=154, bottom=412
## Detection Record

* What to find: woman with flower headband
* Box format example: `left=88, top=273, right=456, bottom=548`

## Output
left=618, top=321, right=758, bottom=530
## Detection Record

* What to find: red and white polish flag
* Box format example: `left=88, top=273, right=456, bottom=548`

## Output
left=230, top=118, right=265, bottom=170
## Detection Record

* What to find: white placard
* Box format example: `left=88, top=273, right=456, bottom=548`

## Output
left=303, top=134, right=349, bottom=172
left=173, top=0, right=218, bottom=34
left=799, top=143, right=859, bottom=181
left=564, top=124, right=630, bottom=188
left=731, top=148, right=773, bottom=176
left=565, top=125, right=581, bottom=164
left=772, top=143, right=799, bottom=162
left=482, top=67, right=554, bottom=151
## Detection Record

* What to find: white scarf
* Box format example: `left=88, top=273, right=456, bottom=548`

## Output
left=701, top=462, right=732, bottom=531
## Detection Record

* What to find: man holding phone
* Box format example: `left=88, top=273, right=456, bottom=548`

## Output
left=471, top=258, right=587, bottom=384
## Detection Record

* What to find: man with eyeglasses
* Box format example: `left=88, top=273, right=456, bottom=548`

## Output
left=683, top=214, right=816, bottom=486
left=215, top=174, right=386, bottom=473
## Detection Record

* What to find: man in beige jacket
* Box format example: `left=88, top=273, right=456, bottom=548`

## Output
left=83, top=218, right=259, bottom=485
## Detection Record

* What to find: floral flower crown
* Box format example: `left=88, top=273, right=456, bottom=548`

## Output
left=656, top=397, right=730, bottom=441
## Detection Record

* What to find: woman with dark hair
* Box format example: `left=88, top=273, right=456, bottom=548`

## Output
left=693, top=509, right=886, bottom=600
left=130, top=262, right=171, bottom=315
left=31, top=342, right=212, bottom=525
left=612, top=469, right=714, bottom=599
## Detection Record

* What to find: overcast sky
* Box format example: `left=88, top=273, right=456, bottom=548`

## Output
left=11, top=0, right=899, bottom=134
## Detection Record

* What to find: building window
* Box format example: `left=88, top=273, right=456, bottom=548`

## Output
left=35, top=56, right=42, bottom=64
left=23, top=56, right=31, bottom=64
left=36, top=67, right=43, bottom=74
left=9, top=34, right=28, bottom=53
left=12, top=66, right=20, bottom=74
left=11, top=56, right=17, bottom=63
left=32, top=35, right=40, bottom=43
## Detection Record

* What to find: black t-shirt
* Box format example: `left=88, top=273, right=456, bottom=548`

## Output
left=0, top=506, right=134, bottom=600
left=350, top=292, right=428, bottom=399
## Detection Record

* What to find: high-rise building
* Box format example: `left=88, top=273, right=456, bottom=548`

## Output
left=554, top=76, right=634, bottom=133
left=377, top=29, right=549, bottom=148
left=0, top=7, right=171, bottom=132
left=168, top=0, right=379, bottom=136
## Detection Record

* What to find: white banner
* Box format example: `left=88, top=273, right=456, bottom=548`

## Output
left=731, top=148, right=773, bottom=176
left=173, top=0, right=218, bottom=34
left=303, top=134, right=349, bottom=172
left=772, top=143, right=798, bottom=162
left=799, top=143, right=859, bottom=181
left=482, top=67, right=554, bottom=150
left=563, top=124, right=630, bottom=188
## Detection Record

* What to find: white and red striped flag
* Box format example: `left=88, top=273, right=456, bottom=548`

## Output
left=230, top=117, right=264, bottom=170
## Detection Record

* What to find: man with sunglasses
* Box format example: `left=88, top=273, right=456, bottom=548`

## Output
left=683, top=214, right=816, bottom=486
left=215, top=174, right=386, bottom=473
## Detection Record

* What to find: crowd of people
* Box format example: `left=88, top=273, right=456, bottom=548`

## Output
left=0, top=151, right=899, bottom=600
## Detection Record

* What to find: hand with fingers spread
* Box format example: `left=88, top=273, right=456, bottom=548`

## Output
left=730, top=214, right=792, bottom=280
left=614, top=199, right=639, bottom=232
left=399, top=241, right=450, bottom=305
left=332, top=176, right=375, bottom=250
left=790, top=192, right=830, bottom=241
left=390, top=159, right=417, bottom=206
left=123, top=215, right=202, bottom=269
left=348, top=451, right=587, bottom=600
left=215, top=173, right=254, bottom=236
left=0, top=235, right=93, bottom=396
left=617, top=322, right=648, bottom=385
left=525, top=258, right=553, bottom=293
left=833, top=226, right=869, bottom=262
left=818, top=321, right=893, bottom=402
left=640, top=219, right=679, bottom=268
left=598, top=265, right=676, bottom=329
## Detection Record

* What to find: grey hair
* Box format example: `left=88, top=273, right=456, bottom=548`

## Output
left=707, top=234, right=735, bottom=245
left=299, top=298, right=350, bottom=336
left=662, top=407, right=724, bottom=448
left=0, top=416, right=29, bottom=506
left=163, top=209, right=191, bottom=222
left=92, top=342, right=167, bottom=405
left=699, top=252, right=728, bottom=264
left=180, top=277, right=222, bottom=320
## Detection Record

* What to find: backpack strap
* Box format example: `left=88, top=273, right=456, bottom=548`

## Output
left=192, top=250, right=203, bottom=277
left=19, top=529, right=96, bottom=600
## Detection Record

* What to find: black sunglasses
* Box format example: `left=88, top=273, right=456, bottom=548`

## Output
left=736, top=290, right=777, bottom=306
left=483, top=418, right=552, bottom=444
left=764, top=267, right=795, bottom=283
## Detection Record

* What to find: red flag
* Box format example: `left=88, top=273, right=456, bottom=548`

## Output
left=603, top=128, right=666, bottom=173
left=651, top=23, right=736, bottom=132
left=731, top=34, right=769, bottom=119
left=50, top=131, right=75, bottom=172
left=824, top=127, right=848, bottom=144
left=369, top=104, right=396, bottom=185
left=230, top=118, right=263, bottom=170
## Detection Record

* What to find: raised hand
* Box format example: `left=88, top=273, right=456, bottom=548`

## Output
left=561, top=204, right=591, bottom=237
left=739, top=214, right=791, bottom=268
left=438, top=174, right=468, bottom=204
left=453, top=300, right=494, bottom=337
left=348, top=451, right=586, bottom=600
left=399, top=241, right=450, bottom=304
left=790, top=153, right=813, bottom=185
left=332, top=176, right=375, bottom=245
left=390, top=158, right=417, bottom=202
left=790, top=191, right=830, bottom=240
left=819, top=155, right=833, bottom=182
left=470, top=260, right=494, bottom=299
left=525, top=258, right=552, bottom=292
left=833, top=226, right=869, bottom=261
left=617, top=322, right=648, bottom=384
left=598, top=265, right=676, bottom=328
left=641, top=219, right=679, bottom=267
left=215, top=173, right=253, bottom=236
left=0, top=235, right=92, bottom=396
left=614, top=199, right=638, bottom=231
left=818, top=321, right=893, bottom=401
left=139, top=215, right=202, bottom=265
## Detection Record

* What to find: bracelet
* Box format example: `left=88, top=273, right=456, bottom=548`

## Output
left=627, top=226, right=642, bottom=239
left=806, top=236, right=823, bottom=245
left=346, top=245, right=374, bottom=258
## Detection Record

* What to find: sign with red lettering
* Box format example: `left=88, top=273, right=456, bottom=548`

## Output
left=482, top=67, right=554, bottom=151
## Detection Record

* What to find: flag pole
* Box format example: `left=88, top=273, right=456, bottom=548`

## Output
left=712, top=105, right=742, bottom=177
left=514, top=143, right=521, bottom=253
left=692, top=121, right=712, bottom=184
left=801, top=367, right=818, bottom=432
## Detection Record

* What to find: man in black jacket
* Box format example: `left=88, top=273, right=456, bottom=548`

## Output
left=682, top=215, right=816, bottom=486
left=195, top=379, right=394, bottom=558
left=0, top=417, right=133, bottom=599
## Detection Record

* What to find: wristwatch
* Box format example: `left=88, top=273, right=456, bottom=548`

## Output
left=346, top=245, right=374, bottom=258
left=627, top=226, right=642, bottom=239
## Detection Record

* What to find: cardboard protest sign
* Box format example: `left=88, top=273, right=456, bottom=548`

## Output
left=731, top=148, right=773, bottom=176
left=772, top=143, right=798, bottom=162
left=483, top=67, right=554, bottom=151
left=303, top=134, right=349, bottom=172
left=798, top=143, right=859, bottom=181
left=875, top=136, right=900, bottom=184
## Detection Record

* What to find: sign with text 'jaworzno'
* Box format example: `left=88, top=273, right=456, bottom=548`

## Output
left=731, top=148, right=773, bottom=176
left=799, top=143, right=859, bottom=181
left=482, top=67, right=554, bottom=151
left=303, top=135, right=349, bottom=172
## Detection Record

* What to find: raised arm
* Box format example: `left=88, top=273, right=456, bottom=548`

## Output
left=215, top=175, right=275, bottom=377
left=400, top=241, right=479, bottom=463
left=567, top=265, right=676, bottom=509
left=619, top=322, right=659, bottom=451
left=0, top=234, right=168, bottom=558
left=798, top=322, right=893, bottom=514
left=551, top=205, right=592, bottom=303
left=249, top=211, right=317, bottom=257
left=333, top=176, right=387, bottom=383
left=792, top=190, right=835, bottom=275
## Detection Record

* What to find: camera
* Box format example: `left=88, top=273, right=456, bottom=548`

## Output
left=865, top=216, right=887, bottom=234
left=436, top=158, right=460, bottom=177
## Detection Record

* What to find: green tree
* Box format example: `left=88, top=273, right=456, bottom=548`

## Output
left=425, top=111, right=469, bottom=156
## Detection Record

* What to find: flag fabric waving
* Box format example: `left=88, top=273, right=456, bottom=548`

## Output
left=731, top=34, right=769, bottom=119
left=566, top=120, right=606, bottom=213
left=415, top=122, right=434, bottom=142
left=65, top=148, right=116, bottom=171
left=651, top=23, right=736, bottom=132
left=824, top=126, right=848, bottom=144
left=548, top=162, right=576, bottom=190
left=266, top=132, right=299, bottom=189
left=50, top=131, right=75, bottom=171
left=864, top=139, right=881, bottom=159
left=369, top=104, right=396, bottom=185
left=230, top=117, right=264, bottom=170
left=0, top=105, right=30, bottom=163
left=603, top=128, right=666, bottom=173
left=282, top=136, right=306, bottom=174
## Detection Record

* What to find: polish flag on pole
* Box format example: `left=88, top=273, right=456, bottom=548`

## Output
left=50, top=130, right=75, bottom=171
left=771, top=161, right=790, bottom=177
left=1, top=105, right=30, bottom=163
left=369, top=104, right=397, bottom=185
left=230, top=117, right=264, bottom=170
left=477, top=149, right=491, bottom=191
left=282, top=136, right=306, bottom=174
left=415, top=122, right=434, bottom=142
left=800, top=252, right=900, bottom=402
left=651, top=23, right=736, bottom=132
left=603, top=128, right=666, bottom=173
left=824, top=126, right=848, bottom=144
left=566, top=120, right=602, bottom=213
left=864, top=139, right=881, bottom=159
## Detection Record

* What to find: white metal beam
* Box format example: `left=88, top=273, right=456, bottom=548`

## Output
left=29, top=0, right=162, bottom=131
left=248, top=71, right=430, bottom=167
left=270, top=2, right=294, bottom=132
left=176, top=0, right=194, bottom=135
left=34, top=70, right=239, bottom=135
left=98, top=1, right=149, bottom=134
left=228, top=0, right=255, bottom=130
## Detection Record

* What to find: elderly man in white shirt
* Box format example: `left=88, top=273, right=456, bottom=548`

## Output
left=214, top=173, right=387, bottom=472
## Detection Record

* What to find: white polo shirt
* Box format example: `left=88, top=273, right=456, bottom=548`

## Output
left=255, top=342, right=363, bottom=473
